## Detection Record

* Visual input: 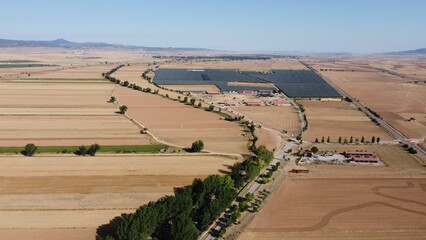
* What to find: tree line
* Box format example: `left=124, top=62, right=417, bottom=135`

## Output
left=97, top=144, right=274, bottom=240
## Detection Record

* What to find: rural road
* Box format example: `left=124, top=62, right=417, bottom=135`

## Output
left=203, top=138, right=295, bottom=240
left=299, top=60, right=426, bottom=161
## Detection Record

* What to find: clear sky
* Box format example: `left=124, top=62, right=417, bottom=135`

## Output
left=1, top=0, right=425, bottom=53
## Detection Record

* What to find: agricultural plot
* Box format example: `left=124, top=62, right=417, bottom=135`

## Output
left=27, top=64, right=113, bottom=79
left=231, top=106, right=300, bottom=135
left=300, top=100, right=392, bottom=142
left=159, top=59, right=307, bottom=71
left=239, top=178, right=426, bottom=240
left=0, top=154, right=238, bottom=240
left=255, top=128, right=282, bottom=151
left=0, top=81, right=149, bottom=147
left=114, top=87, right=250, bottom=154
left=309, top=61, right=426, bottom=140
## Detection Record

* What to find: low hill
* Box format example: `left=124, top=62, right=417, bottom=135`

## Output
left=0, top=38, right=213, bottom=52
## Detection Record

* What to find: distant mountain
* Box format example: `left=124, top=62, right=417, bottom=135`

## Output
left=384, top=48, right=426, bottom=55
left=0, top=38, right=214, bottom=52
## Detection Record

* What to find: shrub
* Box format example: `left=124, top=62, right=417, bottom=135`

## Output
left=119, top=105, right=128, bottom=114
left=87, top=144, right=100, bottom=156
left=191, top=140, right=204, bottom=152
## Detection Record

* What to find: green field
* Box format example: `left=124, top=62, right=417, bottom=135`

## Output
left=0, top=144, right=168, bottom=154
left=0, top=64, right=55, bottom=68
left=0, top=60, right=37, bottom=63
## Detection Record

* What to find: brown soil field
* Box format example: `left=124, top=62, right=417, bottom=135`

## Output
left=309, top=61, right=426, bottom=140
left=27, top=64, right=112, bottom=79
left=0, top=154, right=238, bottom=239
left=239, top=178, right=426, bottom=240
left=0, top=81, right=149, bottom=146
left=115, top=87, right=249, bottom=154
left=112, top=64, right=183, bottom=100
left=256, top=128, right=281, bottom=151
left=159, top=59, right=307, bottom=71
left=300, top=100, right=392, bottom=142
left=0, top=66, right=60, bottom=78
left=231, top=106, right=300, bottom=135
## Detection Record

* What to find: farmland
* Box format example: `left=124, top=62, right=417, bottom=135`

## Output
left=239, top=178, right=426, bottom=240
left=307, top=57, right=426, bottom=140
left=158, top=58, right=307, bottom=71
left=0, top=154, right=238, bottom=240
left=0, top=50, right=424, bottom=240
left=0, top=81, right=150, bottom=147
left=114, top=86, right=249, bottom=154
left=231, top=106, right=300, bottom=135
left=235, top=141, right=426, bottom=240
left=300, top=100, right=392, bottom=142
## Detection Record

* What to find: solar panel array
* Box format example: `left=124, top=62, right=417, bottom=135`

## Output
left=153, top=68, right=341, bottom=98
left=242, top=70, right=341, bottom=98
left=153, top=69, right=275, bottom=92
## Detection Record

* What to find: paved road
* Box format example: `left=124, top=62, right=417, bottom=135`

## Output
left=299, top=60, right=426, bottom=161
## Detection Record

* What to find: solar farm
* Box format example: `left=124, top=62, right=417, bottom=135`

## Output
left=153, top=68, right=342, bottom=98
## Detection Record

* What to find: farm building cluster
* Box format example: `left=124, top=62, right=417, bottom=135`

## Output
left=298, top=150, right=383, bottom=165
left=153, top=68, right=342, bottom=99
left=206, top=90, right=292, bottom=107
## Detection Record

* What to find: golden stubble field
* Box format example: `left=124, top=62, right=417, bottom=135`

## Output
left=307, top=57, right=426, bottom=140
left=159, top=58, right=307, bottom=71
left=0, top=154, right=239, bottom=240
left=300, top=100, right=392, bottom=142
left=238, top=144, right=426, bottom=240
left=239, top=178, right=426, bottom=240
left=115, top=87, right=249, bottom=154
left=231, top=106, right=301, bottom=135
left=0, top=81, right=149, bottom=146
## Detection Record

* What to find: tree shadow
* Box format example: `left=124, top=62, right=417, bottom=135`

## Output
left=96, top=216, right=123, bottom=239
left=218, top=169, right=231, bottom=174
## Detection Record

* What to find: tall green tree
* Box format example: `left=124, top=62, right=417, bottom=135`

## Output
left=119, top=105, right=128, bottom=114
left=191, top=140, right=204, bottom=152
left=23, top=143, right=37, bottom=156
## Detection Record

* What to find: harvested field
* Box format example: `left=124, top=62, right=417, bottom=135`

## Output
left=310, top=62, right=426, bottom=139
left=27, top=64, right=112, bottom=79
left=160, top=59, right=307, bottom=71
left=239, top=178, right=426, bottom=240
left=231, top=106, right=300, bottom=135
left=0, top=81, right=149, bottom=146
left=0, top=116, right=150, bottom=147
left=115, top=87, right=249, bottom=154
left=0, top=154, right=238, bottom=238
left=300, top=100, right=392, bottom=142
left=112, top=64, right=183, bottom=100
left=255, top=128, right=281, bottom=151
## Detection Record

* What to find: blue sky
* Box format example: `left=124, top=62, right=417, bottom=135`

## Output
left=1, top=0, right=425, bottom=53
